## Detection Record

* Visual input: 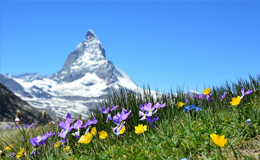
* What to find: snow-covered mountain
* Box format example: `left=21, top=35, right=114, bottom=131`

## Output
left=0, top=30, right=147, bottom=119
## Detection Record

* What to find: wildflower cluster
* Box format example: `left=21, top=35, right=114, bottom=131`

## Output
left=139, top=101, right=166, bottom=128
left=0, top=85, right=256, bottom=159
left=230, top=88, right=253, bottom=106
left=101, top=105, right=131, bottom=135
left=0, top=124, right=35, bottom=131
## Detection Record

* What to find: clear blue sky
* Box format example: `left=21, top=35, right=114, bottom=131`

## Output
left=1, top=1, right=260, bottom=93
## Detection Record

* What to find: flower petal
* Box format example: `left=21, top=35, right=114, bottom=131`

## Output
left=58, top=121, right=67, bottom=130
left=101, top=107, right=109, bottom=114
left=111, top=105, right=119, bottom=111
left=121, top=110, right=132, bottom=121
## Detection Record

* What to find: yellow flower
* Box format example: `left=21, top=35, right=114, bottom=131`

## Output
left=230, top=96, right=241, bottom=106
left=5, top=146, right=11, bottom=151
left=63, top=146, right=70, bottom=151
left=5, top=144, right=13, bottom=151
left=75, top=142, right=79, bottom=146
left=119, top=125, right=126, bottom=134
left=177, top=102, right=184, bottom=109
left=54, top=141, right=61, bottom=148
left=16, top=148, right=25, bottom=159
left=210, top=133, right=227, bottom=147
left=91, top=127, right=97, bottom=136
left=135, top=124, right=147, bottom=135
left=203, top=88, right=211, bottom=95
left=99, top=131, right=108, bottom=139
left=78, top=132, right=93, bottom=144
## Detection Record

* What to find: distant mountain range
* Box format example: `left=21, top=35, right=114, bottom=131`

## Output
left=0, top=82, right=52, bottom=124
left=0, top=30, right=147, bottom=119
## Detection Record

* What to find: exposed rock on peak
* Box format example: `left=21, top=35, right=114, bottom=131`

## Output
left=51, top=29, right=108, bottom=82
left=86, top=29, right=96, bottom=39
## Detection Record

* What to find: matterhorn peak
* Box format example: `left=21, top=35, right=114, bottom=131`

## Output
left=51, top=29, right=107, bottom=82
left=86, top=29, right=96, bottom=39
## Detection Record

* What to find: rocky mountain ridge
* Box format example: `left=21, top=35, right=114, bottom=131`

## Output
left=0, top=82, right=52, bottom=124
left=0, top=30, right=146, bottom=119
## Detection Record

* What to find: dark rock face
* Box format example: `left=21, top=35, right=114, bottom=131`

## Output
left=0, top=82, right=52, bottom=124
left=86, top=30, right=96, bottom=39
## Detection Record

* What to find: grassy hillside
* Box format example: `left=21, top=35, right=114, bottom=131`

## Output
left=0, top=75, right=260, bottom=160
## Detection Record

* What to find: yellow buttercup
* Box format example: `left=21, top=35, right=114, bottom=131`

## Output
left=203, top=88, right=211, bottom=95
left=210, top=133, right=227, bottom=147
left=177, top=102, right=184, bottom=109
left=230, top=96, right=241, bottom=106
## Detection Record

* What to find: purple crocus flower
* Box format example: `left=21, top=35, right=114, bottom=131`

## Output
left=60, top=139, right=67, bottom=146
left=35, top=132, right=52, bottom=145
left=5, top=125, right=10, bottom=129
left=241, top=88, right=253, bottom=98
left=30, top=149, right=37, bottom=156
left=25, top=124, right=30, bottom=128
left=82, top=118, right=98, bottom=128
left=72, top=119, right=83, bottom=138
left=139, top=110, right=150, bottom=121
left=143, top=102, right=157, bottom=114
left=101, top=105, right=118, bottom=122
left=29, top=124, right=36, bottom=128
left=153, top=101, right=166, bottom=114
left=185, top=98, right=189, bottom=104
left=146, top=116, right=159, bottom=128
left=112, top=108, right=132, bottom=125
left=82, top=118, right=98, bottom=134
left=206, top=94, right=214, bottom=102
left=58, top=113, right=74, bottom=138
left=112, top=108, right=132, bottom=135
left=219, top=92, right=227, bottom=101
left=30, top=137, right=38, bottom=147
left=49, top=131, right=56, bottom=136
left=139, top=102, right=157, bottom=120
left=197, top=94, right=205, bottom=99
left=139, top=104, right=144, bottom=111
left=147, top=116, right=159, bottom=123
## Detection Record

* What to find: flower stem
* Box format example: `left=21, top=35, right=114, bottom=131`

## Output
left=226, top=125, right=248, bottom=150
left=218, top=146, right=224, bottom=160
left=143, top=133, right=146, bottom=143
left=92, top=141, right=96, bottom=155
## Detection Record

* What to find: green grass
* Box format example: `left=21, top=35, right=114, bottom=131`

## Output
left=1, top=75, right=260, bottom=159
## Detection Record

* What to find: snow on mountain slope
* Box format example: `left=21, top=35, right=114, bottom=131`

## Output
left=2, top=30, right=160, bottom=119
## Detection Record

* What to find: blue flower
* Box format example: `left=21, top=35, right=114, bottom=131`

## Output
left=184, top=105, right=202, bottom=112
